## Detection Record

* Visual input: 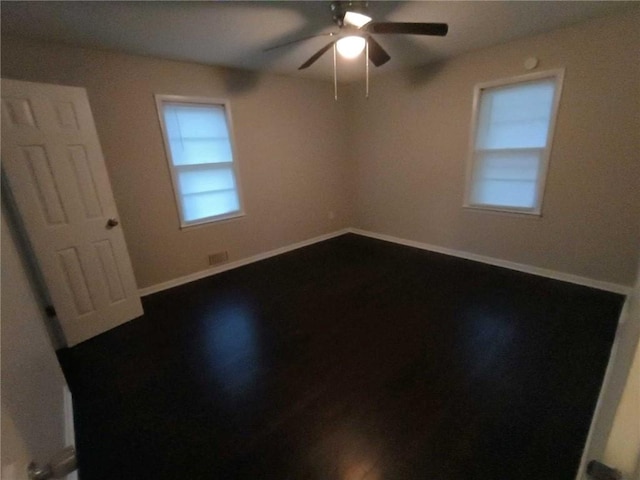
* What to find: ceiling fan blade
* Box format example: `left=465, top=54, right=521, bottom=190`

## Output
left=299, top=41, right=335, bottom=70
left=363, top=22, right=448, bottom=36
left=367, top=36, right=391, bottom=67
left=264, top=33, right=336, bottom=52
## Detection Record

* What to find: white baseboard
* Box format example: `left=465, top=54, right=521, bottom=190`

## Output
left=348, top=228, right=631, bottom=295
left=139, top=229, right=350, bottom=297
left=139, top=227, right=631, bottom=298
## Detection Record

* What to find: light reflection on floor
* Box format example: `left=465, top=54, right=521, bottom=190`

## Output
left=203, top=300, right=261, bottom=396
left=312, top=425, right=383, bottom=480
left=459, top=304, right=518, bottom=381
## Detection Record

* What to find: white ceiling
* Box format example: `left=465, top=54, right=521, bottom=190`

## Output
left=1, top=1, right=633, bottom=82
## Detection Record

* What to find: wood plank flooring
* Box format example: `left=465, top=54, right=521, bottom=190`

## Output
left=57, top=234, right=624, bottom=479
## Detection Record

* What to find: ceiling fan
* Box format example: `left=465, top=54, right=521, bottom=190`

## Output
left=265, top=1, right=448, bottom=98
left=266, top=1, right=448, bottom=69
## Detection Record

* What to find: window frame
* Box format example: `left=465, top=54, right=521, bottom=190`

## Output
left=463, top=69, right=565, bottom=216
left=155, top=94, right=245, bottom=229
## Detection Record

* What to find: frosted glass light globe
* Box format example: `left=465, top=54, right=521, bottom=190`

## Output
left=336, top=36, right=366, bottom=59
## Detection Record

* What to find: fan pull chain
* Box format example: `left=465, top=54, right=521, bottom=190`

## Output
left=365, top=40, right=370, bottom=99
left=333, top=43, right=338, bottom=101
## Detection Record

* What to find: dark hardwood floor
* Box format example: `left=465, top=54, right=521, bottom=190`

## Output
left=57, top=234, right=624, bottom=480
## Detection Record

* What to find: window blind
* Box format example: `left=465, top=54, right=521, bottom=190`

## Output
left=468, top=77, right=559, bottom=212
left=161, top=102, right=241, bottom=225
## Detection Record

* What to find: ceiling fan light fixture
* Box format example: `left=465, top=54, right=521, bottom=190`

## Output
left=336, top=35, right=366, bottom=59
left=343, top=11, right=372, bottom=28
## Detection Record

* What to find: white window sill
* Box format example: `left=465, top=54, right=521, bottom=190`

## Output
left=462, top=204, right=543, bottom=219
left=179, top=211, right=246, bottom=230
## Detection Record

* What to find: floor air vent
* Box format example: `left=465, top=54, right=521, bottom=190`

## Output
left=208, top=251, right=229, bottom=266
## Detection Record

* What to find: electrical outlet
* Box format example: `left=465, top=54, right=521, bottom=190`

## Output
left=208, top=251, right=229, bottom=266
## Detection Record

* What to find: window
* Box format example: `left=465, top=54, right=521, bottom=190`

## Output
left=464, top=70, right=564, bottom=215
left=156, top=95, right=243, bottom=227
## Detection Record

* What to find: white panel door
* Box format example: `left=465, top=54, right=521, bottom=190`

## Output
left=1, top=78, right=143, bottom=346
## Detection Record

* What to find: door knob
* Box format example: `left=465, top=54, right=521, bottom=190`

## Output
left=106, top=218, right=119, bottom=228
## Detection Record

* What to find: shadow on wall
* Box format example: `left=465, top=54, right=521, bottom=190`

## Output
left=402, top=59, right=447, bottom=88
left=219, top=67, right=262, bottom=95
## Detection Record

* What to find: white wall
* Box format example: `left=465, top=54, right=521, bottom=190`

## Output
left=1, top=205, right=69, bottom=478
left=3, top=10, right=638, bottom=292
left=1, top=37, right=354, bottom=290
left=347, top=9, right=640, bottom=288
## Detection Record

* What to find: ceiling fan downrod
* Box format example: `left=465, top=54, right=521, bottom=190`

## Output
left=365, top=39, right=369, bottom=99
left=333, top=43, right=338, bottom=101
